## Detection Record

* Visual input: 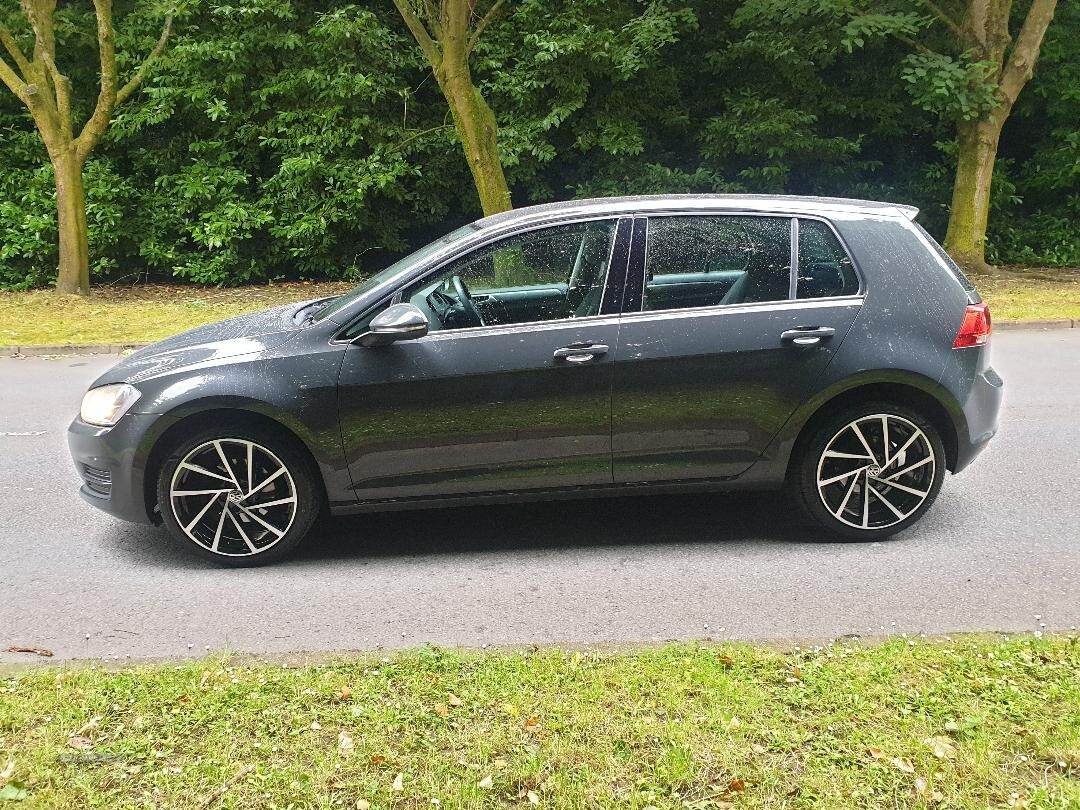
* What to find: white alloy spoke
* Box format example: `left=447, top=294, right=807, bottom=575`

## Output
left=868, top=483, right=907, bottom=520
left=173, top=488, right=233, bottom=497
left=184, top=492, right=222, bottom=533
left=234, top=503, right=286, bottom=539
left=245, top=466, right=287, bottom=499
left=246, top=495, right=296, bottom=510
left=881, top=416, right=889, bottom=464
left=179, top=462, right=234, bottom=484
left=880, top=431, right=920, bottom=473
left=214, top=440, right=242, bottom=490
left=824, top=450, right=874, bottom=460
left=884, top=455, right=932, bottom=481
left=833, top=472, right=862, bottom=518
left=850, top=422, right=880, bottom=466
left=861, top=475, right=870, bottom=528
left=819, top=466, right=869, bottom=487
left=872, top=478, right=928, bottom=498
left=210, top=501, right=229, bottom=552
left=227, top=508, right=259, bottom=554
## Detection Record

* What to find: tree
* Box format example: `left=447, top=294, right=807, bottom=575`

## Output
left=391, top=0, right=512, bottom=216
left=841, top=0, right=1059, bottom=270
left=0, top=1, right=172, bottom=294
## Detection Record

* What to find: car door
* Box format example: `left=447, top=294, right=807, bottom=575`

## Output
left=612, top=214, right=863, bottom=483
left=336, top=217, right=632, bottom=502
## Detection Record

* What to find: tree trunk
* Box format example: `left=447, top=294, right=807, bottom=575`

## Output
left=437, top=62, right=512, bottom=218
left=943, top=114, right=1004, bottom=273
left=52, top=150, right=90, bottom=295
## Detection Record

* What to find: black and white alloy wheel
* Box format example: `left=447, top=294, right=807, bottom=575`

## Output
left=157, top=426, right=320, bottom=565
left=793, top=403, right=945, bottom=540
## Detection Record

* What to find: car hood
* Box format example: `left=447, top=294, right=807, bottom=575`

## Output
left=92, top=302, right=310, bottom=387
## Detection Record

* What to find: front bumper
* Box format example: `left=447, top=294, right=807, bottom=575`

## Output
left=67, top=412, right=167, bottom=525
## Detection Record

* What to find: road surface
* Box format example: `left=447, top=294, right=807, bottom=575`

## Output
left=1, top=330, right=1077, bottom=663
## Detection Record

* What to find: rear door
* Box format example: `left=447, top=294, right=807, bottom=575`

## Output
left=612, top=214, right=863, bottom=483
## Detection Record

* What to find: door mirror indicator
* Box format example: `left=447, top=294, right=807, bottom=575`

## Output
left=355, top=303, right=429, bottom=347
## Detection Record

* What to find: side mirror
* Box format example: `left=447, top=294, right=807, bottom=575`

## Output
left=355, top=303, right=429, bottom=347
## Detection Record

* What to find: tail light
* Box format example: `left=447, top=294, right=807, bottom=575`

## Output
left=953, top=303, right=992, bottom=349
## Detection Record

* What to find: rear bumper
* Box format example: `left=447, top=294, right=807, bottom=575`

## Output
left=953, top=365, right=1003, bottom=472
left=67, top=413, right=164, bottom=525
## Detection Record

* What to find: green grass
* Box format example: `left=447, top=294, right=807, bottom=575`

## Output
left=0, top=282, right=355, bottom=347
left=0, top=266, right=1076, bottom=347
left=967, top=265, right=1080, bottom=322
left=1, top=636, right=1077, bottom=808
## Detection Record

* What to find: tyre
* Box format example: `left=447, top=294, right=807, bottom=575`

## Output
left=156, top=423, right=321, bottom=565
left=791, top=402, right=946, bottom=540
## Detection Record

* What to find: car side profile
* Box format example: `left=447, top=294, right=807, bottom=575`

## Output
left=68, top=194, right=1002, bottom=565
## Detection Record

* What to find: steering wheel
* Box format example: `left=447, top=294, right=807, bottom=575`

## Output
left=451, top=274, right=485, bottom=328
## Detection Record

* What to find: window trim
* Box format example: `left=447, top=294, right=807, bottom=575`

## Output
left=630, top=212, right=864, bottom=317
left=332, top=215, right=633, bottom=343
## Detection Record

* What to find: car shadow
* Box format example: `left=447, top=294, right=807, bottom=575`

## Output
left=292, top=490, right=837, bottom=562
left=105, top=490, right=876, bottom=570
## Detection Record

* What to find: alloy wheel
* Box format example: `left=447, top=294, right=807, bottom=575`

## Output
left=815, top=413, right=936, bottom=530
left=169, top=438, right=297, bottom=557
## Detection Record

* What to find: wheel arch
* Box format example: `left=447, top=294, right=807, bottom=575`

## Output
left=142, top=402, right=328, bottom=525
left=783, top=372, right=964, bottom=479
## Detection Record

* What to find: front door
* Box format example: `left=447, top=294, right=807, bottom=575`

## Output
left=612, top=214, right=863, bottom=482
left=337, top=217, right=631, bottom=502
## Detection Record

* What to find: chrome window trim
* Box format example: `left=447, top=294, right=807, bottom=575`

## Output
left=619, top=294, right=864, bottom=326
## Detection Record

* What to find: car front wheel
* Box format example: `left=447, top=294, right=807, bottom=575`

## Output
left=156, top=425, right=320, bottom=565
left=792, top=403, right=946, bottom=540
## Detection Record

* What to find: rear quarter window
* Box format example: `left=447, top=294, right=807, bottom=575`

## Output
left=797, top=219, right=860, bottom=298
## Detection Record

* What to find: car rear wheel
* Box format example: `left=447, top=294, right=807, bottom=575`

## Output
left=156, top=425, right=320, bottom=565
left=792, top=403, right=946, bottom=540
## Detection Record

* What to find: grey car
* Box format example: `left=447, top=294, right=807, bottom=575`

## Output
left=68, top=194, right=1002, bottom=565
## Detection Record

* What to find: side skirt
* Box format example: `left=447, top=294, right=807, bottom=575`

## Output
left=328, top=475, right=781, bottom=516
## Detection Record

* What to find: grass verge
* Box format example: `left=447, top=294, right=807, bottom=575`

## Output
left=0, top=282, right=354, bottom=347
left=0, top=266, right=1077, bottom=347
left=967, top=265, right=1080, bottom=322
left=1, top=636, right=1077, bottom=807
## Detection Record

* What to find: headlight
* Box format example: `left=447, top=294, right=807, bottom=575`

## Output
left=80, top=384, right=142, bottom=427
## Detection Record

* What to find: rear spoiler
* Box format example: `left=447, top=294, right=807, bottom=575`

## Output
left=896, top=204, right=919, bottom=221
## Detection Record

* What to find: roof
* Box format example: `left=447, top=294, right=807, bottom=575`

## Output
left=475, top=194, right=919, bottom=231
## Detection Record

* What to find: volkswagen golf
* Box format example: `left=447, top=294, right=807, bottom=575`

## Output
left=69, top=195, right=1002, bottom=565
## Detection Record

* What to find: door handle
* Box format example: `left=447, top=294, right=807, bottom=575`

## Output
left=780, top=326, right=836, bottom=346
left=553, top=342, right=609, bottom=363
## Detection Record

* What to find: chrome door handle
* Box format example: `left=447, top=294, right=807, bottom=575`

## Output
left=780, top=327, right=835, bottom=346
left=553, top=343, right=609, bottom=363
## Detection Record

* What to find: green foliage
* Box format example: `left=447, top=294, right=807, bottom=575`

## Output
left=901, top=52, right=999, bottom=121
left=0, top=0, right=1075, bottom=290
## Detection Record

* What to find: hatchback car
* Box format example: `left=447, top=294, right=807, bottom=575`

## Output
left=69, top=195, right=1002, bottom=565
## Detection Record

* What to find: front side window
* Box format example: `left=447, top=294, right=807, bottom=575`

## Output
left=797, top=219, right=860, bottom=298
left=395, top=220, right=618, bottom=333
left=643, top=216, right=791, bottom=311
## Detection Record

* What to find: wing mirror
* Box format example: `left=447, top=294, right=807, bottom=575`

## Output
left=355, top=303, right=429, bottom=347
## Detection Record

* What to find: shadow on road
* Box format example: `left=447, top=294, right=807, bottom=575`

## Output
left=106, top=490, right=862, bottom=569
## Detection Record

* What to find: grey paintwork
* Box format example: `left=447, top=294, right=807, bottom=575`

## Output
left=67, top=194, right=1002, bottom=526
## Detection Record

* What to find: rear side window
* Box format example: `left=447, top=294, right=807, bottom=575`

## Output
left=797, top=219, right=860, bottom=299
left=643, top=216, right=791, bottom=311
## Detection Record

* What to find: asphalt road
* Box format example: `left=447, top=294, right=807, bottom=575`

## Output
left=1, top=330, right=1077, bottom=664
